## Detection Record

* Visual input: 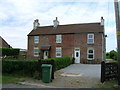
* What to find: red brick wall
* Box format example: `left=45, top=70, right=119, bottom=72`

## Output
left=27, top=33, right=103, bottom=63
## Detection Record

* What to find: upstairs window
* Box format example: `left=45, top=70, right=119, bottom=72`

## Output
left=56, top=47, right=62, bottom=57
left=56, top=35, right=62, bottom=43
left=87, top=48, right=94, bottom=60
left=34, top=36, right=39, bottom=43
left=34, top=47, right=39, bottom=57
left=87, top=34, right=94, bottom=44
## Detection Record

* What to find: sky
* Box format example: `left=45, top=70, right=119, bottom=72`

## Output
left=0, top=0, right=118, bottom=52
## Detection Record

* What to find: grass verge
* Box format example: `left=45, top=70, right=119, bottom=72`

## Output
left=2, top=74, right=34, bottom=84
left=94, top=80, right=120, bottom=88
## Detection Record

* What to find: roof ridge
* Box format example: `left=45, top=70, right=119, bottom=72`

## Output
left=38, top=22, right=101, bottom=28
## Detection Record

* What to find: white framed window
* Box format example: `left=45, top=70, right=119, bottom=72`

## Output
left=87, top=48, right=94, bottom=60
left=56, top=47, right=62, bottom=57
left=34, top=36, right=39, bottom=43
left=34, top=47, right=39, bottom=57
left=87, top=34, right=94, bottom=44
left=56, top=35, right=62, bottom=43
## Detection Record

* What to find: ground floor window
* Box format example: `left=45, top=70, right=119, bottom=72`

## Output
left=34, top=47, right=39, bottom=57
left=87, top=48, right=94, bottom=60
left=56, top=47, right=62, bottom=57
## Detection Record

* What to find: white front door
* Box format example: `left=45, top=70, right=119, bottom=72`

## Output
left=43, top=51, right=48, bottom=59
left=74, top=49, right=80, bottom=63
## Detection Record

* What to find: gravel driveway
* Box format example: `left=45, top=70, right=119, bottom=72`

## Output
left=57, top=64, right=101, bottom=78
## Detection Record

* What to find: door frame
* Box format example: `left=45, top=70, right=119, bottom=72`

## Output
left=74, top=48, right=80, bottom=63
left=43, top=51, right=49, bottom=59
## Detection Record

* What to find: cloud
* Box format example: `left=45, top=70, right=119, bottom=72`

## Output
left=0, top=0, right=117, bottom=51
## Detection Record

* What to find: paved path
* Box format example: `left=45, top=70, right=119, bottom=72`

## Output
left=57, top=64, right=101, bottom=78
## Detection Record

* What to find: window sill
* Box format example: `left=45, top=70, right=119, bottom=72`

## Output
left=56, top=56, right=62, bottom=57
left=87, top=43, right=94, bottom=45
left=56, top=42, right=62, bottom=44
left=34, top=55, right=39, bottom=57
left=87, top=59, right=94, bottom=60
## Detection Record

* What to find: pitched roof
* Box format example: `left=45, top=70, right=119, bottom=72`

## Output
left=0, top=36, right=12, bottom=48
left=28, top=22, right=104, bottom=36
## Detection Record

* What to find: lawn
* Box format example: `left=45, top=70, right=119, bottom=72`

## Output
left=2, top=74, right=33, bottom=84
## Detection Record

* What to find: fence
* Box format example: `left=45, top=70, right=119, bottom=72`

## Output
left=38, top=60, right=55, bottom=79
left=101, top=61, right=118, bottom=83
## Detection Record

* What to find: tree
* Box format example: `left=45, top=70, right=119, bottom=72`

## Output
left=106, top=52, right=110, bottom=56
left=109, top=50, right=118, bottom=60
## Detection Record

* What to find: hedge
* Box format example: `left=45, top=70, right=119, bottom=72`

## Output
left=2, top=57, right=73, bottom=78
left=2, top=60, right=38, bottom=77
left=42, top=57, right=73, bottom=71
left=1, top=48, right=20, bottom=57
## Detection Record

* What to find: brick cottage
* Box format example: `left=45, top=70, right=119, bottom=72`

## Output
left=27, top=17, right=106, bottom=64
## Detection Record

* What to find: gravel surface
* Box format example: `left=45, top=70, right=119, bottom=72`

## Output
left=57, top=64, right=101, bottom=78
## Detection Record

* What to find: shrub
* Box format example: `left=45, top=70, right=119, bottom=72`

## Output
left=2, top=57, right=72, bottom=79
left=43, top=57, right=72, bottom=71
left=2, top=60, right=38, bottom=77
left=1, top=48, right=20, bottom=58
left=109, top=50, right=118, bottom=60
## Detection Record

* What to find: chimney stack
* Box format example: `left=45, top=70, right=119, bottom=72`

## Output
left=53, top=17, right=59, bottom=28
left=33, top=19, right=40, bottom=30
left=101, top=17, right=104, bottom=26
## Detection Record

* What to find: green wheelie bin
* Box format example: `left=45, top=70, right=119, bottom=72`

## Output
left=41, top=64, right=52, bottom=83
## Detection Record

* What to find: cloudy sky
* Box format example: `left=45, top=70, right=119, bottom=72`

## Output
left=0, top=0, right=118, bottom=52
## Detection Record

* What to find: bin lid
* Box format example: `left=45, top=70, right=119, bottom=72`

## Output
left=41, top=64, right=52, bottom=67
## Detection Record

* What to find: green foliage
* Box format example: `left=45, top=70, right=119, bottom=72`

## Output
left=2, top=60, right=38, bottom=77
left=106, top=52, right=109, bottom=57
left=109, top=50, right=118, bottom=60
left=1, top=48, right=20, bottom=57
left=106, top=50, right=118, bottom=60
left=2, top=57, right=72, bottom=79
left=43, top=57, right=72, bottom=71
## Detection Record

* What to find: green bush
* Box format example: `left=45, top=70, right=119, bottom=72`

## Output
left=109, top=50, right=118, bottom=60
left=43, top=57, right=72, bottom=71
left=2, top=57, right=72, bottom=78
left=1, top=48, right=20, bottom=57
left=2, top=60, right=38, bottom=77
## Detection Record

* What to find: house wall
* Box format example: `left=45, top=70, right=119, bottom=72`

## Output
left=27, top=33, right=103, bottom=63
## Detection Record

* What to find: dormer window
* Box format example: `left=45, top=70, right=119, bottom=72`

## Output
left=34, top=36, right=39, bottom=43
left=87, top=34, right=94, bottom=44
left=56, top=35, right=62, bottom=43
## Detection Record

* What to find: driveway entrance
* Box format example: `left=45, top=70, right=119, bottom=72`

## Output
left=57, top=64, right=101, bottom=78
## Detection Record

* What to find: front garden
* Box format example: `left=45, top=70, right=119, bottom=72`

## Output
left=2, top=57, right=73, bottom=80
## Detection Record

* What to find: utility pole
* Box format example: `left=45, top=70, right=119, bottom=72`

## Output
left=114, top=0, right=120, bottom=85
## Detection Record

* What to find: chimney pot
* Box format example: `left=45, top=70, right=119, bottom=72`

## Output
left=53, top=17, right=59, bottom=28
left=33, top=19, right=40, bottom=30
left=101, top=17, right=104, bottom=26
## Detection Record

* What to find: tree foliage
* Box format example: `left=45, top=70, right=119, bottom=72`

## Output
left=1, top=48, right=20, bottom=57
left=109, top=50, right=118, bottom=60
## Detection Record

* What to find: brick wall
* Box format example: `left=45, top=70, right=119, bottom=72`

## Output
left=27, top=33, right=103, bottom=63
